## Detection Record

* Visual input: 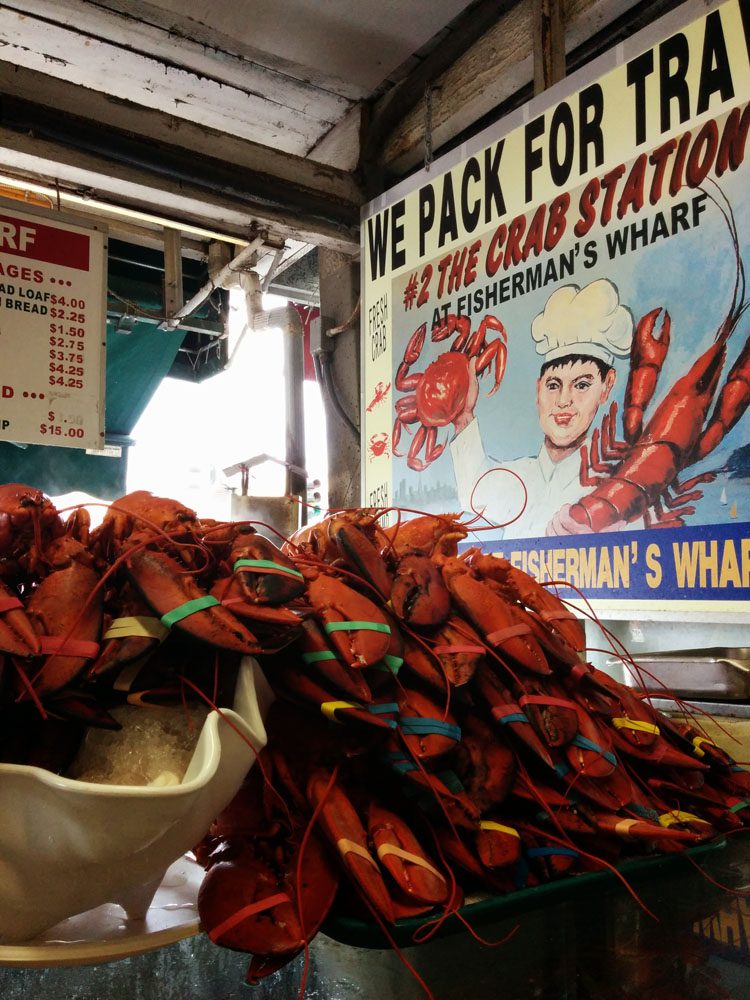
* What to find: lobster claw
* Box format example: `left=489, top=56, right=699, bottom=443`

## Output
left=297, top=618, right=373, bottom=703
left=459, top=716, right=517, bottom=810
left=126, top=547, right=261, bottom=655
left=390, top=554, right=451, bottom=626
left=330, top=520, right=393, bottom=601
left=473, top=662, right=556, bottom=768
left=442, top=557, right=550, bottom=674
left=24, top=537, right=103, bottom=698
left=198, top=830, right=339, bottom=977
left=229, top=533, right=307, bottom=605
left=89, top=588, right=167, bottom=677
left=397, top=686, right=461, bottom=761
left=307, top=768, right=396, bottom=924
left=0, top=579, right=40, bottom=657
left=306, top=572, right=391, bottom=668
left=367, top=802, right=448, bottom=906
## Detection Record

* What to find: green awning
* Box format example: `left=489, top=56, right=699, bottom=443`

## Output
left=0, top=317, right=185, bottom=498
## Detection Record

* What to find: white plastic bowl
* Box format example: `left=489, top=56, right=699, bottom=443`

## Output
left=0, top=656, right=274, bottom=944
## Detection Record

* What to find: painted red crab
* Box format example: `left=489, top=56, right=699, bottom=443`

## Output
left=392, top=313, right=507, bottom=471
left=368, top=432, right=390, bottom=460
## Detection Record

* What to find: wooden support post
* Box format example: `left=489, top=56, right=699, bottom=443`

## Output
left=533, top=0, right=566, bottom=94
left=162, top=228, right=183, bottom=320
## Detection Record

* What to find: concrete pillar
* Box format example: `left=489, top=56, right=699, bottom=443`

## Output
left=318, top=248, right=361, bottom=510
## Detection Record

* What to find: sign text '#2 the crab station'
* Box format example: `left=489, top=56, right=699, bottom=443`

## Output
left=367, top=5, right=748, bottom=292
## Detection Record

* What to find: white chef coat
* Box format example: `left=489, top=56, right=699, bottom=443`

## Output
left=449, top=417, right=591, bottom=539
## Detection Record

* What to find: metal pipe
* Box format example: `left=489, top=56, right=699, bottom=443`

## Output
left=282, top=305, right=307, bottom=527
left=161, top=236, right=263, bottom=329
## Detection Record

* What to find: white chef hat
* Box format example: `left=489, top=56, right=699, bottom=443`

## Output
left=531, top=279, right=634, bottom=367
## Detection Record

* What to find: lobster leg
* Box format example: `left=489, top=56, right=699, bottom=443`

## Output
left=395, top=323, right=428, bottom=391
left=408, top=426, right=446, bottom=473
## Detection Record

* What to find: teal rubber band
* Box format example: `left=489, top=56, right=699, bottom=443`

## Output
left=572, top=734, right=617, bottom=767
left=554, top=761, right=571, bottom=778
left=368, top=702, right=399, bottom=715
left=730, top=798, right=750, bottom=813
left=497, top=712, right=529, bottom=725
left=161, top=595, right=220, bottom=628
left=233, top=558, right=304, bottom=580
left=302, top=650, right=339, bottom=664
left=437, top=769, right=464, bottom=794
left=399, top=717, right=462, bottom=741
left=324, top=620, right=391, bottom=634
left=629, top=801, right=660, bottom=822
left=386, top=756, right=417, bottom=774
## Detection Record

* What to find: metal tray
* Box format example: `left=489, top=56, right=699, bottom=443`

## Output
left=615, top=647, right=750, bottom=700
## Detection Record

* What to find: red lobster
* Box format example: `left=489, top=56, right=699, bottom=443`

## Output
left=392, top=314, right=507, bottom=471
left=569, top=208, right=750, bottom=531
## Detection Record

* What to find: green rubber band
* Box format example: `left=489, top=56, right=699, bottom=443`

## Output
left=730, top=798, right=750, bottom=813
left=161, top=595, right=220, bottom=628
left=324, top=620, right=391, bottom=635
left=233, top=558, right=304, bottom=580
left=302, top=650, right=339, bottom=664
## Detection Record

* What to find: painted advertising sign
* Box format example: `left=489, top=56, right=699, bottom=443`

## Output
left=361, top=0, right=750, bottom=616
left=0, top=201, right=107, bottom=452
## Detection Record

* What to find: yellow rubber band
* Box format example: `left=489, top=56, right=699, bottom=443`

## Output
left=614, top=819, right=640, bottom=837
left=612, top=717, right=660, bottom=735
left=479, top=821, right=520, bottom=838
left=375, top=843, right=446, bottom=881
left=104, top=616, right=169, bottom=641
left=336, top=838, right=378, bottom=867
left=321, top=700, right=357, bottom=722
left=113, top=660, right=147, bottom=693
left=658, top=810, right=711, bottom=828
left=692, top=736, right=715, bottom=758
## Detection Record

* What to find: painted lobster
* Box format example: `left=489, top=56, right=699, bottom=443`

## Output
left=567, top=203, right=750, bottom=531
left=392, top=314, right=508, bottom=471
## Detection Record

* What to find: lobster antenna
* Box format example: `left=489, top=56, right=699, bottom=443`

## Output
left=701, top=179, right=745, bottom=335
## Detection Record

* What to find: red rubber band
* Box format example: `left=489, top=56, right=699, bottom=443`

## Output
left=0, top=596, right=23, bottom=613
left=486, top=623, right=531, bottom=646
left=38, top=635, right=100, bottom=659
left=207, top=892, right=291, bottom=943
left=539, top=609, right=578, bottom=623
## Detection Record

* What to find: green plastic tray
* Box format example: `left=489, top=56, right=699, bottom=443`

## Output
left=322, top=837, right=730, bottom=949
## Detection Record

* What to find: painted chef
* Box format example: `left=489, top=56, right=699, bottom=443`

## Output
left=449, top=279, right=634, bottom=539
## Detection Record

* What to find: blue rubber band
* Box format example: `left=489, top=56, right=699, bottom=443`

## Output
left=399, top=717, right=462, bottom=741
left=571, top=734, right=617, bottom=767
left=527, top=846, right=579, bottom=859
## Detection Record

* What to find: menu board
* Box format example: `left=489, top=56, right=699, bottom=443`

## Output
left=0, top=201, right=107, bottom=451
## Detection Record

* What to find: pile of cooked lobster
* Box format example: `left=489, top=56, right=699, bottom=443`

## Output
left=0, top=483, right=747, bottom=987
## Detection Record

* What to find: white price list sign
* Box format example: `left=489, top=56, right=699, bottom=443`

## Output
left=0, top=202, right=107, bottom=451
